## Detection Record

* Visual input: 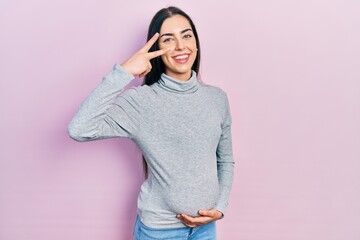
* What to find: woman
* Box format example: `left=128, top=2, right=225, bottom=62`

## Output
left=68, top=6, right=234, bottom=240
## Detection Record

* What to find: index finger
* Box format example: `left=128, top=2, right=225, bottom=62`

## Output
left=141, top=33, right=160, bottom=52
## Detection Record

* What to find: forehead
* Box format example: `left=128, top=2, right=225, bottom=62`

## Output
left=160, top=15, right=192, bottom=33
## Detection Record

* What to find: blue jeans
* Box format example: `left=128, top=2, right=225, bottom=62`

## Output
left=133, top=215, right=216, bottom=240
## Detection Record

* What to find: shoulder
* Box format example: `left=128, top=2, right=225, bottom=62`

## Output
left=124, top=84, right=152, bottom=95
left=200, top=83, right=229, bottom=102
left=116, top=84, right=156, bottom=104
left=200, top=83, right=231, bottom=119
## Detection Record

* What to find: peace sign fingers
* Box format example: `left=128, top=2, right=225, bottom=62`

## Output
left=147, top=47, right=172, bottom=59
left=121, top=33, right=172, bottom=77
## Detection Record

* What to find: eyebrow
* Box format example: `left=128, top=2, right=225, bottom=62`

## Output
left=160, top=28, right=193, bottom=38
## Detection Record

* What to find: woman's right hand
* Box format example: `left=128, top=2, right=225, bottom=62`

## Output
left=121, top=33, right=172, bottom=78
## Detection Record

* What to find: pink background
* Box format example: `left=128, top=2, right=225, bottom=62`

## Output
left=1, top=0, right=360, bottom=239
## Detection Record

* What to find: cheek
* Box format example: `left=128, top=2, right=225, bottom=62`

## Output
left=188, top=39, right=197, bottom=50
left=189, top=41, right=197, bottom=57
left=158, top=43, right=164, bottom=50
left=160, top=55, right=166, bottom=62
left=160, top=54, right=171, bottom=65
left=159, top=42, right=176, bottom=50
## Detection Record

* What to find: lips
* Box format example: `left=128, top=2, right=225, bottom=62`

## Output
left=172, top=54, right=190, bottom=64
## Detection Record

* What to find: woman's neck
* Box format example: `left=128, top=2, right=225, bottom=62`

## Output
left=164, top=70, right=192, bottom=81
left=157, top=70, right=198, bottom=94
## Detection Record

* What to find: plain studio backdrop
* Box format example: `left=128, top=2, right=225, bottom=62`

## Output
left=0, top=0, right=359, bottom=239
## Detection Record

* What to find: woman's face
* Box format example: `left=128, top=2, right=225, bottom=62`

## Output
left=158, top=15, right=197, bottom=81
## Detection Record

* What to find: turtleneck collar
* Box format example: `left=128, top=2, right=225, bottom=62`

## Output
left=156, top=70, right=199, bottom=94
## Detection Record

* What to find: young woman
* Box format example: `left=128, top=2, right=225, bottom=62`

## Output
left=68, top=6, right=234, bottom=240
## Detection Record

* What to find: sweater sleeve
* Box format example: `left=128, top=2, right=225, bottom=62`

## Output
left=215, top=94, right=235, bottom=216
left=67, top=64, right=141, bottom=141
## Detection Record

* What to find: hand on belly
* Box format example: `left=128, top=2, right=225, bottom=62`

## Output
left=176, top=209, right=223, bottom=227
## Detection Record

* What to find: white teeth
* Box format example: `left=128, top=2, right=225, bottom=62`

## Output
left=174, top=55, right=189, bottom=60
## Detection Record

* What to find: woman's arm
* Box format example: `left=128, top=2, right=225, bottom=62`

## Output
left=67, top=64, right=137, bottom=141
left=68, top=33, right=172, bottom=142
left=214, top=95, right=235, bottom=216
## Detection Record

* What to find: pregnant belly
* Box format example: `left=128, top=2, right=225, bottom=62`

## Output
left=162, top=177, right=220, bottom=217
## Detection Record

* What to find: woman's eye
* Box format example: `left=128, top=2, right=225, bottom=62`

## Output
left=184, top=34, right=193, bottom=39
left=163, top=38, right=173, bottom=43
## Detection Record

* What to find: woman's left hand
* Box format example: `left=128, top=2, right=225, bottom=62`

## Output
left=176, top=209, right=223, bottom=228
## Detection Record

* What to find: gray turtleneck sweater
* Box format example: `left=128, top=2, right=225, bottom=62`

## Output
left=68, top=64, right=234, bottom=228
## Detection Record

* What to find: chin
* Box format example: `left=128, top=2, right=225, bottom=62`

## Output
left=171, top=63, right=195, bottom=74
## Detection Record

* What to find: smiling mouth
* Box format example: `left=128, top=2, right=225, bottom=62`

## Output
left=172, top=54, right=190, bottom=63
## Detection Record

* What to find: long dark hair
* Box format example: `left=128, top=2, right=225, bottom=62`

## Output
left=141, top=6, right=201, bottom=178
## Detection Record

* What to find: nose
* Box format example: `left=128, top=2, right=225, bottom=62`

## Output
left=175, top=38, right=185, bottom=50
